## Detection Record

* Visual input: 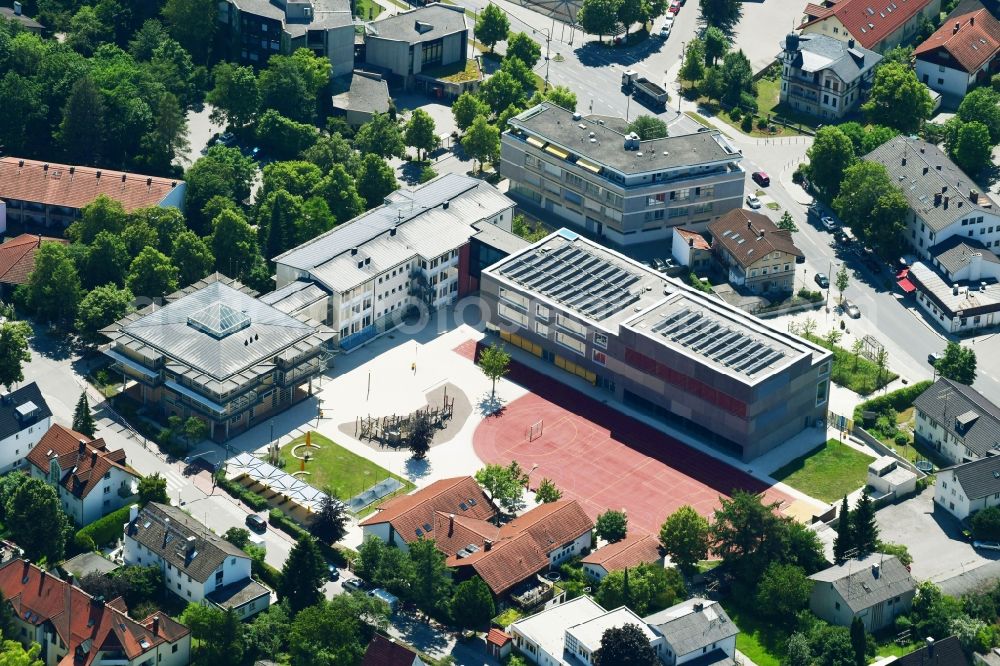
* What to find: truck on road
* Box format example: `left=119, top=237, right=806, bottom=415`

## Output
left=621, top=70, right=668, bottom=109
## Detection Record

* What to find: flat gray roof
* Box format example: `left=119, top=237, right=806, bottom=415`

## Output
left=367, top=4, right=467, bottom=43
left=506, top=103, right=741, bottom=175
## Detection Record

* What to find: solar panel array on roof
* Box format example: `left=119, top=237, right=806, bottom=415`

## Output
left=652, top=307, right=786, bottom=376
left=499, top=242, right=641, bottom=320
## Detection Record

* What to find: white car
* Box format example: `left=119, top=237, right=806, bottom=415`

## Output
left=974, top=540, right=1000, bottom=551
left=659, top=18, right=674, bottom=38
left=745, top=195, right=761, bottom=209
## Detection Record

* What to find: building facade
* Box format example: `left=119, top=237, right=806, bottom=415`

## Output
left=708, top=209, right=803, bottom=295
left=799, top=0, right=942, bottom=53
left=913, top=378, right=1000, bottom=465
left=0, top=382, right=51, bottom=474
left=808, top=555, right=916, bottom=631
left=500, top=103, right=745, bottom=249
left=935, top=456, right=1000, bottom=520
left=481, top=229, right=832, bottom=461
left=779, top=33, right=881, bottom=120
left=644, top=598, right=738, bottom=666
left=914, top=8, right=1000, bottom=99
left=363, top=5, right=469, bottom=88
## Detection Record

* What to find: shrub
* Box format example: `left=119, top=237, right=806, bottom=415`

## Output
left=268, top=508, right=308, bottom=540
left=992, top=73, right=1000, bottom=92
left=419, top=165, right=438, bottom=183
left=894, top=433, right=910, bottom=446
left=972, top=506, right=1000, bottom=540
left=741, top=114, right=754, bottom=132
left=729, top=107, right=742, bottom=121
left=739, top=91, right=758, bottom=114
left=757, top=116, right=769, bottom=130
left=215, top=476, right=270, bottom=511
left=853, top=380, right=933, bottom=423
left=792, top=169, right=804, bottom=184
left=77, top=505, right=136, bottom=548
left=797, top=289, right=824, bottom=302
left=73, top=532, right=96, bottom=554
left=252, top=558, right=282, bottom=589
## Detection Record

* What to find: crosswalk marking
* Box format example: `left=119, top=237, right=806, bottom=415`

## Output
left=161, top=469, right=187, bottom=495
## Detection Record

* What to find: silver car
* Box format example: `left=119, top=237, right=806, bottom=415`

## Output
left=843, top=300, right=860, bottom=318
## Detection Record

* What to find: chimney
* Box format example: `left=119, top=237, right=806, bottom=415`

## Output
left=954, top=22, right=960, bottom=33
left=971, top=15, right=975, bottom=26
left=923, top=166, right=928, bottom=175
left=693, top=601, right=704, bottom=612
left=934, top=192, right=942, bottom=206
left=953, top=283, right=960, bottom=295
left=448, top=513, right=454, bottom=537
left=389, top=226, right=397, bottom=237
left=13, top=1, right=21, bottom=15
left=186, top=535, right=197, bottom=554
left=747, top=220, right=753, bottom=230
left=69, top=166, right=74, bottom=176
left=689, top=237, right=694, bottom=248
left=901, top=156, right=906, bottom=166
left=152, top=616, right=160, bottom=635
left=121, top=173, right=126, bottom=183
left=944, top=196, right=950, bottom=210
left=350, top=247, right=358, bottom=256
left=95, top=170, right=101, bottom=180
left=872, top=563, right=880, bottom=578
left=971, top=189, right=979, bottom=203
left=926, top=638, right=935, bottom=657
left=442, top=201, right=449, bottom=210
left=848, top=38, right=855, bottom=48
left=129, top=505, right=139, bottom=523
left=91, top=450, right=97, bottom=466
left=969, top=252, right=983, bottom=282
left=484, top=539, right=492, bottom=552
left=78, top=440, right=86, bottom=454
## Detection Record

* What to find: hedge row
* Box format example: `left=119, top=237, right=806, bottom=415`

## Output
left=78, top=504, right=136, bottom=548
left=216, top=477, right=270, bottom=511
left=853, top=380, right=933, bottom=422
left=252, top=558, right=282, bottom=590
left=265, top=509, right=350, bottom=567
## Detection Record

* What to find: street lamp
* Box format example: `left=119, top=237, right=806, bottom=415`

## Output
left=532, top=20, right=555, bottom=92
left=678, top=42, right=685, bottom=114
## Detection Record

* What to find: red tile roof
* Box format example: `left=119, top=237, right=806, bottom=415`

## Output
left=0, top=559, right=187, bottom=666
left=580, top=534, right=663, bottom=573
left=26, top=424, right=137, bottom=499
left=708, top=209, right=803, bottom=269
left=0, top=234, right=68, bottom=285
left=359, top=477, right=496, bottom=544
left=674, top=228, right=711, bottom=251
left=0, top=157, right=181, bottom=212
left=487, top=628, right=512, bottom=647
left=913, top=8, right=1000, bottom=72
left=361, top=634, right=420, bottom=666
left=801, top=0, right=937, bottom=50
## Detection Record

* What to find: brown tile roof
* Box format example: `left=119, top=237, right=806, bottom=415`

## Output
left=580, top=534, right=663, bottom=572
left=913, top=9, right=1000, bottom=72
left=708, top=209, right=802, bottom=269
left=26, top=424, right=137, bottom=499
left=361, top=634, right=421, bottom=666
left=432, top=511, right=500, bottom=557
left=359, top=477, right=496, bottom=544
left=0, top=559, right=187, bottom=666
left=674, top=228, right=711, bottom=251
left=0, top=234, right=68, bottom=285
left=0, top=157, right=181, bottom=212
left=801, top=0, right=936, bottom=50
left=487, top=628, right=512, bottom=647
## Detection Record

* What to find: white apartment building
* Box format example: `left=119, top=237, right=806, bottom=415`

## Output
left=0, top=382, right=51, bottom=473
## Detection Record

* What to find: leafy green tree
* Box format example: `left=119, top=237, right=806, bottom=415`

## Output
left=807, top=126, right=856, bottom=200
left=578, top=0, right=622, bottom=41
left=721, top=49, right=753, bottom=109
left=72, top=392, right=96, bottom=438
left=404, top=109, right=438, bottom=161
left=703, top=26, right=727, bottom=66
left=833, top=495, right=853, bottom=564
left=680, top=39, right=706, bottom=87
left=255, top=109, right=319, bottom=161
left=25, top=243, right=82, bottom=325
left=956, top=87, right=1000, bottom=143
left=161, top=0, right=216, bottom=63
left=356, top=536, right=387, bottom=582
left=82, top=232, right=128, bottom=289
left=617, top=0, right=647, bottom=34
left=244, top=604, right=290, bottom=662
left=952, top=120, right=993, bottom=175
left=180, top=604, right=244, bottom=666
left=0, top=72, right=49, bottom=157
left=852, top=489, right=878, bottom=556
left=211, top=209, right=260, bottom=279
left=507, top=32, right=541, bottom=67
left=408, top=537, right=453, bottom=615
left=814, top=625, right=856, bottom=666
left=406, top=412, right=434, bottom=460
left=659, top=505, right=709, bottom=574
left=778, top=211, right=797, bottom=232
left=288, top=595, right=389, bottom=666
left=863, top=62, right=933, bottom=133
left=184, top=146, right=256, bottom=234
left=784, top=633, right=812, bottom=666
left=257, top=51, right=328, bottom=123
left=476, top=3, right=510, bottom=53
left=207, top=62, right=259, bottom=128
left=710, top=490, right=787, bottom=585
left=596, top=564, right=685, bottom=615
left=531, top=85, right=578, bottom=111
left=756, top=563, right=811, bottom=618
left=479, top=342, right=510, bottom=399
left=451, top=578, right=494, bottom=629
left=76, top=284, right=133, bottom=344
left=223, top=527, right=252, bottom=549
left=138, top=473, right=169, bottom=506
left=699, top=0, right=741, bottom=29
left=354, top=112, right=405, bottom=158
left=453, top=92, right=490, bottom=130
left=0, top=320, right=30, bottom=393
left=936, top=341, right=977, bottom=384
left=129, top=19, right=170, bottom=59
left=475, top=461, right=527, bottom=519
left=836, top=265, right=850, bottom=304
left=258, top=189, right=304, bottom=260
left=479, top=70, right=527, bottom=113
left=534, top=478, right=562, bottom=503
left=68, top=6, right=113, bottom=56
left=6, top=477, right=71, bottom=562
left=57, top=75, right=105, bottom=166
left=701, top=66, right=724, bottom=103
left=463, top=115, right=501, bottom=174
left=850, top=617, right=867, bottom=666
left=126, top=247, right=179, bottom=299
left=131, top=207, right=186, bottom=255
left=310, top=492, right=349, bottom=543
left=356, top=153, right=398, bottom=210
left=279, top=535, right=327, bottom=614
left=312, top=165, right=365, bottom=224
left=0, top=639, right=43, bottom=666
left=259, top=161, right=324, bottom=202
left=833, top=161, right=907, bottom=259
left=183, top=417, right=207, bottom=447
left=172, top=231, right=214, bottom=287
left=593, top=623, right=658, bottom=666
left=596, top=509, right=628, bottom=543
left=626, top=115, right=668, bottom=140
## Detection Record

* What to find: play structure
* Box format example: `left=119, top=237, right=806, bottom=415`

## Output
left=355, top=387, right=456, bottom=447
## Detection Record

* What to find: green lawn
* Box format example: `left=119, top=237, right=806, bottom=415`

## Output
left=278, top=432, right=414, bottom=504
left=422, top=59, right=481, bottom=83
left=802, top=332, right=899, bottom=395
left=720, top=601, right=785, bottom=666
left=772, top=439, right=874, bottom=503
left=353, top=0, right=383, bottom=20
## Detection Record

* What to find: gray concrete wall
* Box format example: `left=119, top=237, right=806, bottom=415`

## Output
left=365, top=37, right=408, bottom=76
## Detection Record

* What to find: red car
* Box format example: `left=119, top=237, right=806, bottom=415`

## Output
left=752, top=171, right=770, bottom=186
left=669, top=1, right=680, bottom=13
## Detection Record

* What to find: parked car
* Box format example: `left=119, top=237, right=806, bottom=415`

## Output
left=219, top=132, right=235, bottom=146
left=821, top=216, right=837, bottom=231
left=975, top=540, right=1000, bottom=551
left=843, top=300, right=860, bottom=318
left=751, top=171, right=770, bottom=187
left=654, top=258, right=667, bottom=271
left=245, top=513, right=267, bottom=533
left=668, top=1, right=680, bottom=13
left=928, top=351, right=944, bottom=365
left=327, top=564, right=340, bottom=581
left=659, top=18, right=673, bottom=38
left=369, top=588, right=400, bottom=613
left=342, top=578, right=368, bottom=593
left=745, top=195, right=761, bottom=209
left=815, top=273, right=830, bottom=288
left=697, top=126, right=711, bottom=132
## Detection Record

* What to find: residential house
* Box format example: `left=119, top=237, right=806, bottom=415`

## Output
left=273, top=174, right=515, bottom=351
left=867, top=456, right=918, bottom=501
left=580, top=534, right=663, bottom=581
left=361, top=634, right=425, bottom=666
left=216, top=0, right=354, bottom=74
left=914, top=378, right=1000, bottom=465
left=100, top=273, right=334, bottom=441
left=896, top=637, right=969, bottom=666
left=0, top=558, right=190, bottom=666
left=0, top=158, right=185, bottom=233
left=929, top=237, right=1000, bottom=284
left=26, top=424, right=139, bottom=526
left=708, top=209, right=803, bottom=295
left=481, top=229, right=833, bottom=461
left=0, top=382, right=52, bottom=474
left=124, top=502, right=270, bottom=619
left=799, top=0, right=942, bottom=53
left=779, top=33, right=882, bottom=120
left=907, top=261, right=1000, bottom=332
left=0, top=2, right=42, bottom=33
left=487, top=629, right=513, bottom=662
left=935, top=455, right=1000, bottom=520
left=644, top=598, right=739, bottom=666
left=671, top=227, right=713, bottom=273
left=0, top=234, right=69, bottom=293
left=500, top=103, right=745, bottom=248
left=808, top=554, right=917, bottom=631
left=331, top=72, right=392, bottom=128
left=363, top=5, right=469, bottom=89
left=914, top=8, right=1000, bottom=99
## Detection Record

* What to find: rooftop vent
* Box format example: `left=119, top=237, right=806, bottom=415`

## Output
left=415, top=20, right=433, bottom=33
left=187, top=303, right=251, bottom=339
left=624, top=132, right=641, bottom=151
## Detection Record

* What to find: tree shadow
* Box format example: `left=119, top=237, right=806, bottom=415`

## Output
left=28, top=322, right=76, bottom=362
left=477, top=393, right=507, bottom=417
left=404, top=456, right=432, bottom=480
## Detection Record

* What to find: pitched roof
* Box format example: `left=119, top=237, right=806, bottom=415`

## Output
left=0, top=157, right=181, bottom=212
left=359, top=476, right=496, bottom=542
left=580, top=534, right=662, bottom=572
left=486, top=628, right=511, bottom=647
left=674, top=227, right=711, bottom=251
left=809, top=554, right=916, bottom=613
left=0, top=559, right=187, bottom=666
left=782, top=33, right=882, bottom=83
left=943, top=456, right=1000, bottom=500
left=895, top=636, right=970, bottom=666
left=708, top=209, right=803, bottom=268
left=127, top=502, right=249, bottom=584
left=361, top=634, right=422, bottom=666
left=913, top=8, right=1000, bottom=72
left=367, top=4, right=467, bottom=43
left=801, top=0, right=937, bottom=50
left=332, top=72, right=391, bottom=116
left=0, top=7, right=43, bottom=29
left=645, top=598, right=739, bottom=656
left=26, top=424, right=137, bottom=499
left=0, top=234, right=68, bottom=285
left=913, top=378, right=1000, bottom=459
left=0, top=382, right=51, bottom=441
left=930, top=236, right=1000, bottom=276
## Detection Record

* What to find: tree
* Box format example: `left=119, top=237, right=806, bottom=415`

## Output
left=453, top=92, right=490, bottom=131
left=82, top=232, right=128, bottom=289
left=593, top=623, right=658, bottom=666
left=76, top=285, right=133, bottom=344
left=596, top=564, right=685, bottom=616
left=475, top=461, right=527, bottom=519
left=530, top=85, right=578, bottom=111
left=137, top=473, right=169, bottom=506
left=68, top=6, right=113, bottom=56
left=534, top=478, right=562, bottom=503
left=0, top=639, right=43, bottom=666
left=183, top=417, right=207, bottom=447
left=783, top=632, right=812, bottom=666
left=935, top=341, right=977, bottom=384
left=833, top=162, right=908, bottom=259
left=862, top=62, right=933, bottom=133
left=679, top=39, right=706, bottom=88
left=451, top=578, right=494, bottom=629
left=659, top=505, right=709, bottom=574
left=161, top=0, right=216, bottom=63
left=58, top=75, right=105, bottom=166
left=0, top=72, right=49, bottom=158
left=172, top=231, right=214, bottom=287
left=833, top=495, right=853, bottom=563
left=24, top=243, right=82, bottom=325
left=710, top=490, right=787, bottom=585
left=952, top=120, right=992, bottom=175
left=278, top=535, right=327, bottom=614
left=700, top=66, right=724, bottom=103
left=721, top=50, right=753, bottom=109
left=596, top=509, right=628, bottom=543
left=617, top=0, right=647, bottom=34
left=778, top=211, right=798, bottom=232
left=255, top=110, right=319, bottom=161
left=579, top=0, right=623, bottom=41
left=971, top=506, right=1000, bottom=540
left=406, top=412, right=434, bottom=460
left=356, top=153, right=398, bottom=210
left=479, top=70, right=527, bottom=113
left=756, top=563, right=811, bottom=618
left=6, top=477, right=70, bottom=563
left=185, top=147, right=257, bottom=234
left=956, top=87, right=1000, bottom=144
left=0, top=320, right=30, bottom=393
left=405, top=109, right=438, bottom=161
left=212, top=209, right=260, bottom=279
left=703, top=26, right=728, bottom=66
left=180, top=604, right=243, bottom=666
left=478, top=342, right=510, bottom=399
left=311, top=493, right=349, bottom=543
left=627, top=115, right=668, bottom=140
left=288, top=595, right=388, bottom=666
left=223, top=527, right=252, bottom=549
left=507, top=32, right=541, bottom=67
left=245, top=604, right=289, bottom=662
left=852, top=489, right=878, bottom=556
left=126, top=247, right=178, bottom=299
left=807, top=126, right=856, bottom=200
left=258, top=189, right=304, bottom=260
left=476, top=3, right=510, bottom=53
left=207, top=62, right=259, bottom=129
left=72, top=392, right=96, bottom=438
left=815, top=626, right=856, bottom=666
left=850, top=617, right=867, bottom=666
left=408, top=537, right=453, bottom=614
left=835, top=265, right=850, bottom=304
left=354, top=112, right=405, bottom=158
